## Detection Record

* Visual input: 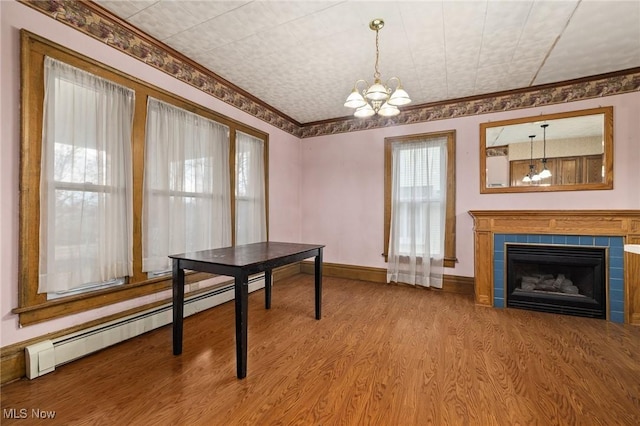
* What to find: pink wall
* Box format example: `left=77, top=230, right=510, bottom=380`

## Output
left=300, top=93, right=640, bottom=278
left=0, top=2, right=301, bottom=347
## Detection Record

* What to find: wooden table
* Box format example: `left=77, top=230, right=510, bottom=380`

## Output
left=170, top=241, right=324, bottom=378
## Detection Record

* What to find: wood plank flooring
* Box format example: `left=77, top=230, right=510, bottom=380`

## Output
left=2, top=275, right=640, bottom=425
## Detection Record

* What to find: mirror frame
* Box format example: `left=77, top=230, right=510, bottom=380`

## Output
left=480, top=106, right=613, bottom=193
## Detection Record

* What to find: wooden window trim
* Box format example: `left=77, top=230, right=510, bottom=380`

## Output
left=383, top=130, right=457, bottom=268
left=17, top=30, right=268, bottom=325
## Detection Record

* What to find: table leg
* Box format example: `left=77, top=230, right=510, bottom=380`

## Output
left=172, top=259, right=185, bottom=355
left=265, top=269, right=272, bottom=309
left=234, top=272, right=249, bottom=379
left=315, top=248, right=323, bottom=320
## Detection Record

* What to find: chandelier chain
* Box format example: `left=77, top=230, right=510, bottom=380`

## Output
left=374, top=28, right=381, bottom=81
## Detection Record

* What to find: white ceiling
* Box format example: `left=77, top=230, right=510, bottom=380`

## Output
left=94, top=0, right=640, bottom=124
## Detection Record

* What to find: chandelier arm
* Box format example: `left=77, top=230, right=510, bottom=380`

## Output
left=354, top=79, right=369, bottom=95
left=386, top=76, right=400, bottom=89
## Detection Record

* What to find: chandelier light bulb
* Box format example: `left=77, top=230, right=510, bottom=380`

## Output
left=354, top=103, right=375, bottom=118
left=344, top=88, right=367, bottom=108
left=388, top=86, right=411, bottom=106
left=344, top=19, right=411, bottom=118
left=378, top=102, right=400, bottom=117
left=365, top=81, right=389, bottom=101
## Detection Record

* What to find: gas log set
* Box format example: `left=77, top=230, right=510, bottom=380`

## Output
left=519, top=273, right=581, bottom=295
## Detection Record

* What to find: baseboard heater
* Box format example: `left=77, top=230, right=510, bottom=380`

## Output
left=25, top=276, right=265, bottom=379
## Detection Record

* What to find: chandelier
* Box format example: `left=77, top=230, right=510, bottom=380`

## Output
left=344, top=19, right=411, bottom=118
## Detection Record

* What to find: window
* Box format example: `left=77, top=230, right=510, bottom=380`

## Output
left=39, top=57, right=134, bottom=298
left=143, top=98, right=231, bottom=275
left=393, top=140, right=446, bottom=256
left=235, top=131, right=267, bottom=245
left=18, top=31, right=268, bottom=325
left=384, top=131, right=456, bottom=268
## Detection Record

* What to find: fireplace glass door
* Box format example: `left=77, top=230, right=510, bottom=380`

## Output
left=506, top=244, right=607, bottom=319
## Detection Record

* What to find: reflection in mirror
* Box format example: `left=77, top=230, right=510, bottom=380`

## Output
left=480, top=107, right=613, bottom=193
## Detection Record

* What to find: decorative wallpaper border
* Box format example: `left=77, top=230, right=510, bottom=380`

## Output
left=301, top=72, right=640, bottom=138
left=20, top=0, right=640, bottom=139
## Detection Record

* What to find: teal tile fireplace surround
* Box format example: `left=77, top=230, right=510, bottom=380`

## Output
left=468, top=210, right=640, bottom=325
left=492, top=233, right=624, bottom=322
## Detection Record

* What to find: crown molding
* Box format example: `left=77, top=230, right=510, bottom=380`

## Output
left=19, top=1, right=640, bottom=139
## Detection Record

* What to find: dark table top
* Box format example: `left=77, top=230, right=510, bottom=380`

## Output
left=169, top=241, right=324, bottom=268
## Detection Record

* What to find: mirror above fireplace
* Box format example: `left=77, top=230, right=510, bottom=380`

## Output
left=480, top=106, right=613, bottom=193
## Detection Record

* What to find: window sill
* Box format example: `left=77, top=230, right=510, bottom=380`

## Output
left=14, top=271, right=213, bottom=326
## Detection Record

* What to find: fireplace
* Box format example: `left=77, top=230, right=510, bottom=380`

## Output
left=468, top=210, right=640, bottom=325
left=506, top=244, right=607, bottom=319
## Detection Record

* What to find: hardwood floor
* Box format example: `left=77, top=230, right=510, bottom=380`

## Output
left=2, top=275, right=639, bottom=425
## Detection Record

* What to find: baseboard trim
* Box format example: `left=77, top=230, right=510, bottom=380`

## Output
left=300, top=261, right=474, bottom=295
left=441, top=275, right=477, bottom=295
left=301, top=261, right=387, bottom=282
left=272, top=262, right=301, bottom=281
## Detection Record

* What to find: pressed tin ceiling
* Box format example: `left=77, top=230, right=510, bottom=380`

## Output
left=90, top=0, right=640, bottom=125
left=22, top=0, right=640, bottom=134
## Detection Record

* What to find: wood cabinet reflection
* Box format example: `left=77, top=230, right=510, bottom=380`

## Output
left=510, top=154, right=603, bottom=187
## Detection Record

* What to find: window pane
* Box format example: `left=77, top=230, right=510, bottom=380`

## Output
left=40, top=57, right=134, bottom=296
left=142, top=98, right=231, bottom=273
left=394, top=144, right=444, bottom=257
left=235, top=132, right=266, bottom=245
left=389, top=137, right=447, bottom=258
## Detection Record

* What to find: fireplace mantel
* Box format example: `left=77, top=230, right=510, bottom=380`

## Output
left=468, top=210, right=640, bottom=325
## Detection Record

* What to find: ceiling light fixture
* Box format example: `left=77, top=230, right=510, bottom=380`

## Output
left=538, top=123, right=552, bottom=179
left=344, top=19, right=411, bottom=118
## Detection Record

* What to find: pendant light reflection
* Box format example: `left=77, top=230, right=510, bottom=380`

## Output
left=538, top=123, right=552, bottom=179
left=523, top=134, right=540, bottom=184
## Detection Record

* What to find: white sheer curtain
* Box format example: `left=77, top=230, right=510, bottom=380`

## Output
left=387, top=137, right=447, bottom=288
left=235, top=131, right=266, bottom=245
left=143, top=98, right=231, bottom=273
left=39, top=56, right=134, bottom=294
